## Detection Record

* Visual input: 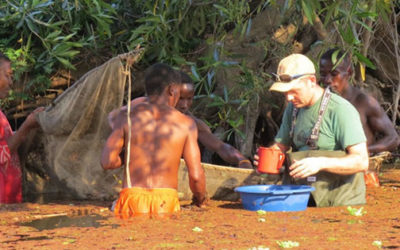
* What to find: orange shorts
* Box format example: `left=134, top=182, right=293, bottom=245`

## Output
left=114, top=187, right=180, bottom=218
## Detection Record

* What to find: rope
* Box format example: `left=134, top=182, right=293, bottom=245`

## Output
left=120, top=46, right=144, bottom=188
left=124, top=61, right=133, bottom=188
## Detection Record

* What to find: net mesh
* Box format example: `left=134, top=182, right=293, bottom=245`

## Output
left=21, top=51, right=142, bottom=200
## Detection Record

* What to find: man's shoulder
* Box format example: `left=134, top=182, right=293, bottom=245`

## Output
left=328, top=93, right=359, bottom=116
left=329, top=93, right=358, bottom=109
left=172, top=109, right=197, bottom=128
left=193, top=117, right=211, bottom=133
left=330, top=92, right=352, bottom=105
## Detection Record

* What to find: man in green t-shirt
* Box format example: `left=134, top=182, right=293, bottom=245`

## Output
left=254, top=54, right=369, bottom=207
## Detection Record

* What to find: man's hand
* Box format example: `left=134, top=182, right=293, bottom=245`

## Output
left=24, top=107, right=45, bottom=129
left=253, top=154, right=259, bottom=167
left=238, top=159, right=253, bottom=169
left=191, top=193, right=208, bottom=208
left=289, top=157, right=322, bottom=179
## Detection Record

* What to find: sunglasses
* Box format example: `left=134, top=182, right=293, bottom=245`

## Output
left=272, top=73, right=315, bottom=83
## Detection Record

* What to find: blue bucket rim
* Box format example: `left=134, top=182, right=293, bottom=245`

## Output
left=234, top=184, right=315, bottom=195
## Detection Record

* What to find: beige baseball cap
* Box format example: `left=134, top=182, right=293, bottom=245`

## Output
left=269, top=54, right=316, bottom=92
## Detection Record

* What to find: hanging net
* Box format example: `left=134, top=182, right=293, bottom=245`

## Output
left=21, top=49, right=143, bottom=201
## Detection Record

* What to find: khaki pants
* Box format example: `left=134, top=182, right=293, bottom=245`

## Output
left=284, top=150, right=366, bottom=207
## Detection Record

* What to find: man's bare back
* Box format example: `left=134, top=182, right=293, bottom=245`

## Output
left=115, top=102, right=198, bottom=189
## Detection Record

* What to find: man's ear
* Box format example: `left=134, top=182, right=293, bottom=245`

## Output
left=167, top=84, right=179, bottom=97
left=346, top=65, right=353, bottom=76
left=308, top=75, right=317, bottom=86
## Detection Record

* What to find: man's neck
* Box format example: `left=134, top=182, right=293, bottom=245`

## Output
left=340, top=82, right=356, bottom=102
left=308, top=85, right=325, bottom=107
left=148, top=94, right=170, bottom=106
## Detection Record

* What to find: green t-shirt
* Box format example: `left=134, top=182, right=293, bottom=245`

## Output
left=275, top=93, right=366, bottom=151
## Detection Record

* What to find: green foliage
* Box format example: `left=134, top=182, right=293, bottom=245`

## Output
left=0, top=0, right=396, bottom=149
left=125, top=0, right=253, bottom=65
left=188, top=42, right=254, bottom=141
left=0, top=0, right=117, bottom=103
left=0, top=0, right=273, bottom=147
left=300, top=0, right=392, bottom=70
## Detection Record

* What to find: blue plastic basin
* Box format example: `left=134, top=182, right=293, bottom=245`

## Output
left=234, top=185, right=315, bottom=212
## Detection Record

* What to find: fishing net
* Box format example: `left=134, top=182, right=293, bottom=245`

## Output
left=21, top=50, right=143, bottom=201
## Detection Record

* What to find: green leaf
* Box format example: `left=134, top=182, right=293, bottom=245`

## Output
left=137, top=15, right=162, bottom=24
left=276, top=240, right=300, bottom=248
left=45, top=30, right=62, bottom=40
left=257, top=210, right=267, bottom=215
left=301, top=0, right=314, bottom=25
left=372, top=240, right=382, bottom=248
left=347, top=206, right=367, bottom=216
left=223, top=86, right=228, bottom=102
left=355, top=11, right=377, bottom=18
left=339, top=26, right=355, bottom=45
left=353, top=51, right=376, bottom=69
left=353, top=19, right=373, bottom=32
left=192, top=227, right=203, bottom=232
left=191, top=66, right=200, bottom=81
left=55, top=56, right=75, bottom=69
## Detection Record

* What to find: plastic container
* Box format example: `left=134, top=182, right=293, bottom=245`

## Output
left=234, top=185, right=315, bottom=212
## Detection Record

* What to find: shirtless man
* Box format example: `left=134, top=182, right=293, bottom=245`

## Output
left=108, top=72, right=252, bottom=169
left=320, top=49, right=400, bottom=154
left=320, top=49, right=400, bottom=186
left=176, top=72, right=252, bottom=169
left=101, top=63, right=207, bottom=218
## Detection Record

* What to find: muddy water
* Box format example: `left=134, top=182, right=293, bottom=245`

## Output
left=0, top=165, right=399, bottom=249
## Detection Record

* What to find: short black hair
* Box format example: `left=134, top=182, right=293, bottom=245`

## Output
left=144, top=63, right=181, bottom=96
left=321, top=48, right=352, bottom=71
left=0, top=52, right=10, bottom=67
left=179, top=71, right=194, bottom=85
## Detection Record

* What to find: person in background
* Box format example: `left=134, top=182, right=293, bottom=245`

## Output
left=176, top=71, right=252, bottom=169
left=0, top=52, right=44, bottom=204
left=101, top=63, right=207, bottom=218
left=319, top=48, right=400, bottom=187
left=254, top=53, right=369, bottom=207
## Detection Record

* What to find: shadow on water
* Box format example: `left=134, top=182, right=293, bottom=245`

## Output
left=24, top=192, right=80, bottom=204
left=218, top=202, right=244, bottom=210
left=2, top=235, right=53, bottom=244
left=20, top=214, right=118, bottom=231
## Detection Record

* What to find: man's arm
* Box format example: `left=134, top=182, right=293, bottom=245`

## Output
left=195, top=118, right=252, bottom=168
left=182, top=119, right=207, bottom=207
left=6, top=107, right=44, bottom=153
left=101, top=124, right=125, bottom=170
left=365, top=96, right=400, bottom=153
left=289, top=142, right=369, bottom=179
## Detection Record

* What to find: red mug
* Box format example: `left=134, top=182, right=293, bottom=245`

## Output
left=257, top=147, right=285, bottom=174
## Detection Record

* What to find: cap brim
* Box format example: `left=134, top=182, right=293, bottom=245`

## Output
left=269, top=81, right=297, bottom=92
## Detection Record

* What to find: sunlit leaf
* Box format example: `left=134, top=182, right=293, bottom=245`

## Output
left=192, top=227, right=203, bottom=232
left=276, top=240, right=299, bottom=248
left=353, top=51, right=376, bottom=70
